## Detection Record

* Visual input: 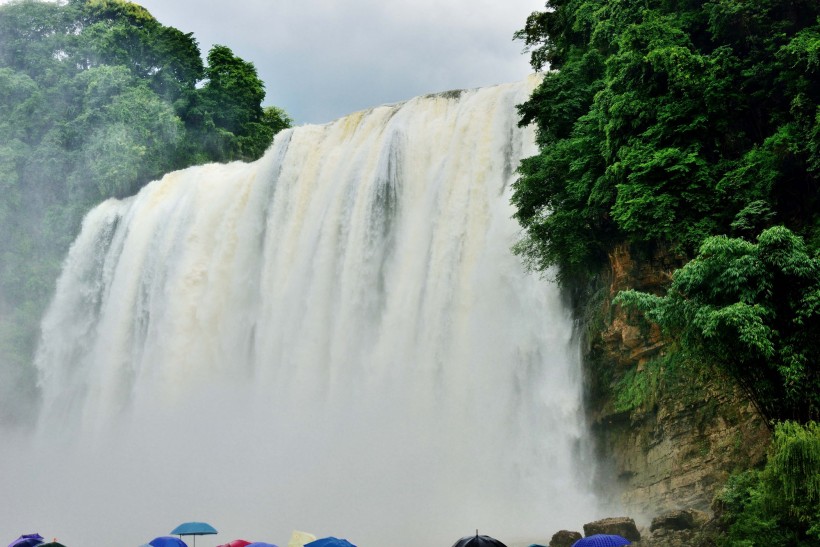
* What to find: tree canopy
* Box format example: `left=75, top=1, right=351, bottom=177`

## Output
left=0, top=0, right=291, bottom=422
left=513, top=0, right=820, bottom=285
left=515, top=6, right=820, bottom=538
left=615, top=226, right=820, bottom=424
left=514, top=0, right=820, bottom=421
left=716, top=420, right=820, bottom=545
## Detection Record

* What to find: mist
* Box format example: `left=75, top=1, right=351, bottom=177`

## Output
left=0, top=79, right=599, bottom=546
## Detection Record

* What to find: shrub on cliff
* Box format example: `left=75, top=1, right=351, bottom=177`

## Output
left=615, top=226, right=820, bottom=424
left=715, top=421, right=820, bottom=546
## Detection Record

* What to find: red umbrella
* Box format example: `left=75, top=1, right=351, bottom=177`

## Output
left=216, top=541, right=252, bottom=547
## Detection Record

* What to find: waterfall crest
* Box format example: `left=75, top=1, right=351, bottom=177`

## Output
left=22, top=75, right=595, bottom=546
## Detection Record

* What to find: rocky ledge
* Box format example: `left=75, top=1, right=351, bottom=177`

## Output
left=544, top=512, right=718, bottom=547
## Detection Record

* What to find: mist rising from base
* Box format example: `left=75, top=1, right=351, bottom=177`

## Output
left=2, top=77, right=597, bottom=546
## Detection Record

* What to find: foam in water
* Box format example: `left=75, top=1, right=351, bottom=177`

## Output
left=3, top=76, right=597, bottom=546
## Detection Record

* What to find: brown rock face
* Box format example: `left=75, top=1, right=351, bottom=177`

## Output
left=639, top=509, right=717, bottom=546
left=649, top=509, right=709, bottom=532
left=582, top=244, right=770, bottom=518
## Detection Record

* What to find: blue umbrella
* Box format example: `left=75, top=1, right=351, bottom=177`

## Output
left=304, top=538, right=356, bottom=547
left=149, top=537, right=188, bottom=547
left=9, top=534, right=44, bottom=547
left=571, top=535, right=631, bottom=547
left=170, top=523, right=217, bottom=547
left=170, top=523, right=217, bottom=536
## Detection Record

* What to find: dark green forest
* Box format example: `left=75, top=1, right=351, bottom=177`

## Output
left=514, top=0, right=819, bottom=543
left=0, top=0, right=290, bottom=421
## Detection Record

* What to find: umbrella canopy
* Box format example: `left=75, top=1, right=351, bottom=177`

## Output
left=170, top=523, right=218, bottom=536
left=40, top=543, right=67, bottom=547
left=451, top=533, right=508, bottom=547
left=304, top=538, right=356, bottom=547
left=149, top=537, right=188, bottom=547
left=571, top=535, right=631, bottom=547
left=9, top=535, right=44, bottom=547
left=288, top=531, right=316, bottom=547
left=170, top=523, right=216, bottom=547
left=246, top=543, right=278, bottom=547
left=216, top=541, right=252, bottom=547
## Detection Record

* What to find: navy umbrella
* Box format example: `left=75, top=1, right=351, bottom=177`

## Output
left=170, top=522, right=217, bottom=547
left=9, top=535, right=44, bottom=547
left=571, top=535, right=631, bottom=547
left=451, top=532, right=508, bottom=547
left=304, top=538, right=356, bottom=547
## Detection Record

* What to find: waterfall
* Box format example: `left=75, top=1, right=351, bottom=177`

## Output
left=10, top=76, right=596, bottom=546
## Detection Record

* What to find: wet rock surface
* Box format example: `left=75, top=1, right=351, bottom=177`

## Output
left=582, top=244, right=769, bottom=515
left=548, top=511, right=720, bottom=547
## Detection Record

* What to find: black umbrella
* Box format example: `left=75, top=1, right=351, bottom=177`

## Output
left=451, top=532, right=508, bottom=547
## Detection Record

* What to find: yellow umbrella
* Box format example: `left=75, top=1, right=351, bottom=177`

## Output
left=288, top=531, right=316, bottom=547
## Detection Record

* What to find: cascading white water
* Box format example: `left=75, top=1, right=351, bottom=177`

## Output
left=6, top=76, right=597, bottom=546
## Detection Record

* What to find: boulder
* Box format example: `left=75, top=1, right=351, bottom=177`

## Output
left=549, top=530, right=582, bottom=547
left=583, top=517, right=641, bottom=542
left=644, top=509, right=717, bottom=547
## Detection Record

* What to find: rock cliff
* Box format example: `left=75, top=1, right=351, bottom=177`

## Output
left=580, top=244, right=770, bottom=521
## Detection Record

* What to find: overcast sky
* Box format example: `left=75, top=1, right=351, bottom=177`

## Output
left=121, top=0, right=544, bottom=124
left=1, top=0, right=545, bottom=123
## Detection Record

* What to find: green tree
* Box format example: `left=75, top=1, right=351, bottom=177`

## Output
left=69, top=0, right=204, bottom=101
left=190, top=44, right=275, bottom=161
left=204, top=44, right=265, bottom=133
left=615, top=226, right=820, bottom=423
left=513, top=2, right=612, bottom=285
left=0, top=0, right=291, bottom=423
left=513, top=0, right=820, bottom=284
left=716, top=421, right=820, bottom=546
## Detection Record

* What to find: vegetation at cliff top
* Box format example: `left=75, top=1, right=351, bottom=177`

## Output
left=514, top=0, right=820, bottom=422
left=515, top=0, right=819, bottom=538
left=616, top=226, right=820, bottom=424
left=0, top=0, right=291, bottom=422
left=513, top=0, right=820, bottom=286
